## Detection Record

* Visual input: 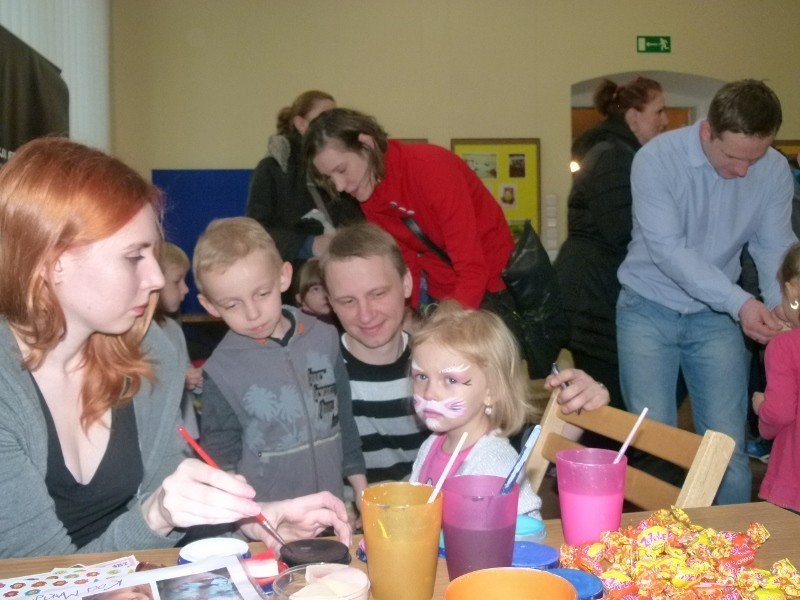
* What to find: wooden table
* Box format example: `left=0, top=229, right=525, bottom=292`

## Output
left=0, top=503, right=798, bottom=598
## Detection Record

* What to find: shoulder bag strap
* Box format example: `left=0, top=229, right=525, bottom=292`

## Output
left=402, top=217, right=453, bottom=267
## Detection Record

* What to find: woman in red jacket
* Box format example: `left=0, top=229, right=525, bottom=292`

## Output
left=304, top=108, right=514, bottom=309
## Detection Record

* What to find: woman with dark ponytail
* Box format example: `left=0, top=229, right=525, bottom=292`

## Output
left=246, top=91, right=362, bottom=286
left=555, top=77, right=667, bottom=408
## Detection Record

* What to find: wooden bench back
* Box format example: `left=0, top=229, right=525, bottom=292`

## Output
left=526, top=390, right=735, bottom=510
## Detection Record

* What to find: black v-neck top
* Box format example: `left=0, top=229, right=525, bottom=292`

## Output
left=33, top=377, right=144, bottom=548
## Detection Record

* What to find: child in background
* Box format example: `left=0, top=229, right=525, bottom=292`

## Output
left=156, top=242, right=202, bottom=437
left=409, top=300, right=541, bottom=517
left=752, top=242, right=800, bottom=513
left=193, top=217, right=366, bottom=511
left=295, top=258, right=334, bottom=324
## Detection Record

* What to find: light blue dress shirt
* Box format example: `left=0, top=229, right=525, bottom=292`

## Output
left=618, top=120, right=796, bottom=318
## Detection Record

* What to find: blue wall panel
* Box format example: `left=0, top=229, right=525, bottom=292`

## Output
left=153, top=169, right=251, bottom=315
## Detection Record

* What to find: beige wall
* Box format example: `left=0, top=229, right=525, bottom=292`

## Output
left=111, top=0, right=800, bottom=238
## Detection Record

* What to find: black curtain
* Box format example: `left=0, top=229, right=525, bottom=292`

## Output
left=0, top=25, right=69, bottom=166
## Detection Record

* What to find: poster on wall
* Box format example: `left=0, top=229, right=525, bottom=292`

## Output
left=451, top=138, right=541, bottom=232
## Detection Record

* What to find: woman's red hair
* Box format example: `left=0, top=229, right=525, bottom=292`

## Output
left=0, top=138, right=163, bottom=429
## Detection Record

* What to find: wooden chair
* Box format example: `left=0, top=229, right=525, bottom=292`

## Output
left=526, top=390, right=736, bottom=510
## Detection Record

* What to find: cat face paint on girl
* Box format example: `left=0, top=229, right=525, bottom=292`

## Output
left=410, top=341, right=492, bottom=442
left=413, top=395, right=467, bottom=430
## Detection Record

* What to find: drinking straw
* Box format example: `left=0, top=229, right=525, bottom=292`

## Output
left=613, top=407, right=649, bottom=464
left=177, top=426, right=287, bottom=546
left=499, top=424, right=542, bottom=494
left=427, top=431, right=468, bottom=503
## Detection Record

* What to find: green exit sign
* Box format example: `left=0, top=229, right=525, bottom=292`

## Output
left=637, top=36, right=671, bottom=53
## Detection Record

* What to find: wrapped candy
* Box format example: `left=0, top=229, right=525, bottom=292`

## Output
left=773, top=560, right=800, bottom=596
left=753, top=590, right=787, bottom=599
left=671, top=564, right=703, bottom=589
left=637, top=525, right=670, bottom=559
left=737, top=568, right=777, bottom=592
left=558, top=506, right=799, bottom=599
left=598, top=569, right=638, bottom=599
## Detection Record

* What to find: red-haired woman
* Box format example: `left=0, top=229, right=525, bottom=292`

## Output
left=0, top=138, right=350, bottom=557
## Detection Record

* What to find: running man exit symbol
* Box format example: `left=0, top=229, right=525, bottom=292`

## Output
left=637, top=36, right=671, bottom=53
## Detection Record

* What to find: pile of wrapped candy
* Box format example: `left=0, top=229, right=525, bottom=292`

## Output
left=559, top=506, right=800, bottom=599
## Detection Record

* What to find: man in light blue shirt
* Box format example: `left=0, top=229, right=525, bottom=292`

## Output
left=617, top=80, right=796, bottom=505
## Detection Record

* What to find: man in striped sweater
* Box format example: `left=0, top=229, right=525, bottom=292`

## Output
left=320, top=223, right=427, bottom=483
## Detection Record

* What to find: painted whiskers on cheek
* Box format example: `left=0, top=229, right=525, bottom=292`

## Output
left=411, top=359, right=476, bottom=430
left=413, top=395, right=467, bottom=430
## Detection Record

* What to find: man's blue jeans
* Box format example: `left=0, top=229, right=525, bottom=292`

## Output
left=616, top=287, right=751, bottom=505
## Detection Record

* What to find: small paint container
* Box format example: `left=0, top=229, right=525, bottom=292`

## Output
left=548, top=568, right=605, bottom=599
left=177, top=537, right=251, bottom=564
left=511, top=541, right=559, bottom=570
left=272, top=563, right=370, bottom=600
left=242, top=549, right=289, bottom=595
left=279, top=538, right=351, bottom=567
left=515, top=515, right=547, bottom=542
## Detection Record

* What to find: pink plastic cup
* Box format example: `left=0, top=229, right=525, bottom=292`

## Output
left=441, top=475, right=519, bottom=580
left=556, top=448, right=626, bottom=545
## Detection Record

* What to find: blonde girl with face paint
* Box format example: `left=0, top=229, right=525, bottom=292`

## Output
left=408, top=300, right=542, bottom=517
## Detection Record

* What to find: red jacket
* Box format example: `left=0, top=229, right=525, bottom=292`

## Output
left=363, top=140, right=514, bottom=308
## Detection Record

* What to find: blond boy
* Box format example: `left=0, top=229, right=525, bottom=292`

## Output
left=193, top=217, right=366, bottom=508
left=156, top=242, right=202, bottom=436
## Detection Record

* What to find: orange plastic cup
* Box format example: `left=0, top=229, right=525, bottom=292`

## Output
left=362, top=482, right=442, bottom=600
left=445, top=568, right=577, bottom=599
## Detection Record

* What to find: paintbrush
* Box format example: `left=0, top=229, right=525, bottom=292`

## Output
left=177, top=426, right=287, bottom=546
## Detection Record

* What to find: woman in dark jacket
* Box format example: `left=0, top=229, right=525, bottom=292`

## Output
left=555, top=77, right=666, bottom=408
left=245, top=91, right=362, bottom=297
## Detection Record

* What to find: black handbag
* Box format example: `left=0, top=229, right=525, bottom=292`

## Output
left=500, top=220, right=571, bottom=378
left=402, top=217, right=570, bottom=378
